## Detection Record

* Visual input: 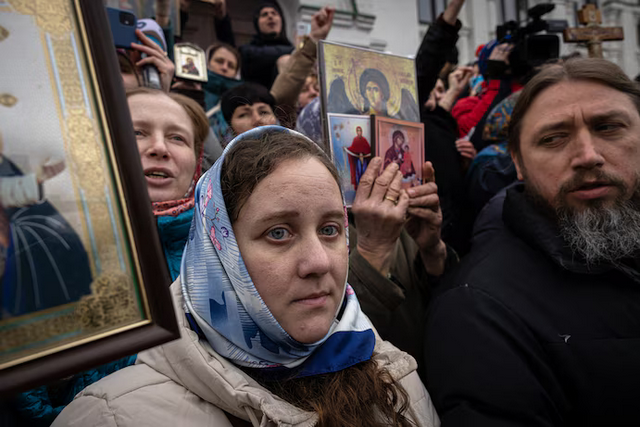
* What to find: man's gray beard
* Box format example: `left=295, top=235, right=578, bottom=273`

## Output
left=522, top=171, right=640, bottom=265
left=557, top=193, right=640, bottom=265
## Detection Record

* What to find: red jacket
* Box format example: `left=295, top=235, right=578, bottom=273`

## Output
left=452, top=79, right=502, bottom=138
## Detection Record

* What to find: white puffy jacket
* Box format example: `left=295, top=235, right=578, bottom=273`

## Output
left=52, top=281, right=440, bottom=427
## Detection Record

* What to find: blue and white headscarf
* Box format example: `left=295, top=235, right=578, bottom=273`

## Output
left=180, top=126, right=375, bottom=378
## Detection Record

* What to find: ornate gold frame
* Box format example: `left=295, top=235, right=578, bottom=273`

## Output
left=0, top=0, right=178, bottom=394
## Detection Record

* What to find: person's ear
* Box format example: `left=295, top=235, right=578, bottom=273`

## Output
left=511, top=150, right=524, bottom=181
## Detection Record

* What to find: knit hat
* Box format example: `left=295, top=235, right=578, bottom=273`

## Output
left=220, top=82, right=276, bottom=124
left=137, top=18, right=167, bottom=52
left=477, top=39, right=499, bottom=78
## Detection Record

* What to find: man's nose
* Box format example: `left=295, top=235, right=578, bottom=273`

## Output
left=571, top=128, right=605, bottom=170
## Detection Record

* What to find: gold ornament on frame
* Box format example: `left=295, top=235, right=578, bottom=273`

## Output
left=0, top=0, right=179, bottom=394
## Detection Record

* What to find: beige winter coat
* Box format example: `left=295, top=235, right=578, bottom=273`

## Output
left=52, top=281, right=440, bottom=427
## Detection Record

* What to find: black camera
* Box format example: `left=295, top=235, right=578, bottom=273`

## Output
left=496, top=4, right=568, bottom=77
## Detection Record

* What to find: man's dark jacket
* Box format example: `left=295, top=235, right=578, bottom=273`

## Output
left=239, top=37, right=293, bottom=90
left=425, top=183, right=640, bottom=426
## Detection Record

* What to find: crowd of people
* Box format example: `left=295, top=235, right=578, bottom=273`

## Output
left=4, top=0, right=640, bottom=425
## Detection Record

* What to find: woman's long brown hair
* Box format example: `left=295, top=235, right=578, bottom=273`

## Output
left=257, top=358, right=415, bottom=427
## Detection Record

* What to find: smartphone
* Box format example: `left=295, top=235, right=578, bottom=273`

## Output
left=106, top=7, right=138, bottom=49
left=142, top=61, right=162, bottom=89
left=294, top=22, right=311, bottom=48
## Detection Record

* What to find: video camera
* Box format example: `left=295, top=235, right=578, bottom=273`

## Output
left=496, top=3, right=568, bottom=76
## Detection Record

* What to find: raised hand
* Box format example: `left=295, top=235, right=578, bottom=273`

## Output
left=202, top=0, right=227, bottom=19
left=488, top=43, right=514, bottom=64
left=309, top=6, right=335, bottom=42
left=37, top=158, right=66, bottom=184
left=448, top=66, right=474, bottom=95
left=439, top=66, right=474, bottom=111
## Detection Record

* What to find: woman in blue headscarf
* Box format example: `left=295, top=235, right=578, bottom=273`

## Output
left=53, top=126, right=439, bottom=427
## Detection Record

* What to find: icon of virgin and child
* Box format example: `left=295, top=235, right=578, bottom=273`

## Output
left=327, top=67, right=420, bottom=123
left=383, top=130, right=417, bottom=185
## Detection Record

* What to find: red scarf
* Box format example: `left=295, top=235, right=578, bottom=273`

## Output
left=151, top=149, right=203, bottom=217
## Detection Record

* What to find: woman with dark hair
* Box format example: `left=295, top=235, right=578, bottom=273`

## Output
left=220, top=82, right=278, bottom=136
left=53, top=126, right=439, bottom=427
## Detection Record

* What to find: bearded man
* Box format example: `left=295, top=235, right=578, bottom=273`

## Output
left=424, top=58, right=640, bottom=426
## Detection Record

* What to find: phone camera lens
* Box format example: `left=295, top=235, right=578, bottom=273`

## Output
left=119, top=12, right=134, bottom=26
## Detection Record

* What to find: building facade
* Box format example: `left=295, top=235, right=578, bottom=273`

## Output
left=290, top=0, right=640, bottom=77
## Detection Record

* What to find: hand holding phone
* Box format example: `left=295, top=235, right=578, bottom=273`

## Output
left=131, top=29, right=175, bottom=92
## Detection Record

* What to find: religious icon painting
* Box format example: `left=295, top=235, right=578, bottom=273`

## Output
left=318, top=40, right=420, bottom=125
left=327, top=114, right=372, bottom=207
left=372, top=116, right=425, bottom=189
left=0, top=0, right=178, bottom=394
left=174, top=42, right=208, bottom=83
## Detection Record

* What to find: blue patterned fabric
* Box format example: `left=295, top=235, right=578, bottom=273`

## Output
left=180, top=126, right=375, bottom=376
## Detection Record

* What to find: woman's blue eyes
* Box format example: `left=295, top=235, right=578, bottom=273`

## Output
left=265, top=225, right=340, bottom=241
left=267, top=228, right=290, bottom=240
left=134, top=130, right=186, bottom=143
left=320, top=225, right=339, bottom=236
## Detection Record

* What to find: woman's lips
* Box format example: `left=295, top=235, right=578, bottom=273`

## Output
left=294, top=294, right=328, bottom=306
left=144, top=168, right=173, bottom=185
